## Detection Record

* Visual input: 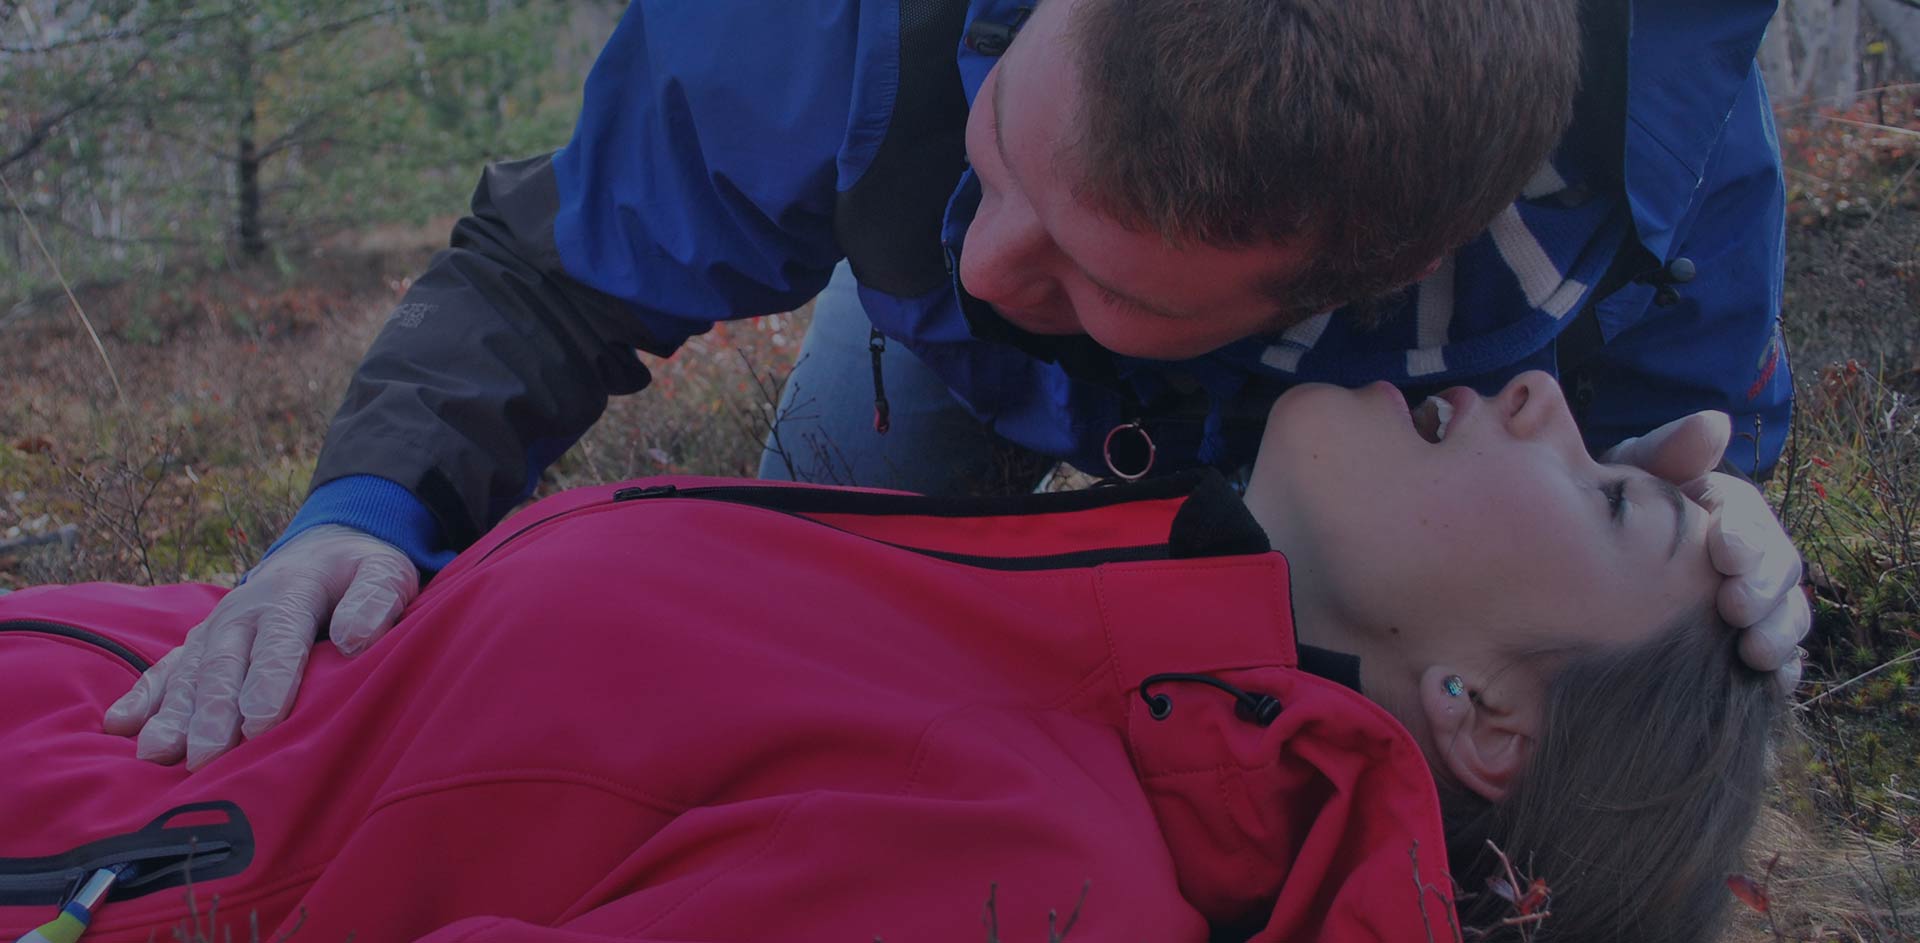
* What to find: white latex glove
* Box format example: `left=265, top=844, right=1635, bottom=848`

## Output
left=104, top=524, right=419, bottom=769
left=1605, top=412, right=1810, bottom=695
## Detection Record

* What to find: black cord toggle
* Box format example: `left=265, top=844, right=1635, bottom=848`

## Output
left=1639, top=256, right=1695, bottom=307
left=1140, top=672, right=1282, bottom=726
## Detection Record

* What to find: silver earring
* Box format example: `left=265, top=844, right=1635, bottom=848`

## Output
left=1443, top=675, right=1466, bottom=698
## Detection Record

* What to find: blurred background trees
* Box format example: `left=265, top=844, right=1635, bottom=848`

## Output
left=1763, top=0, right=1920, bottom=110
left=2, top=0, right=617, bottom=303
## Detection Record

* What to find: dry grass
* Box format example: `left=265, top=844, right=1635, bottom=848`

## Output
left=0, top=247, right=804, bottom=590
left=1, top=252, right=406, bottom=586
left=1710, top=93, right=1920, bottom=942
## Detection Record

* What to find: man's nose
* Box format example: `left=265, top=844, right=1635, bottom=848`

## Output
left=957, top=199, right=1053, bottom=306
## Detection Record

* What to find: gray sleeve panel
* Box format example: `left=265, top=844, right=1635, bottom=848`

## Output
left=311, top=154, right=657, bottom=548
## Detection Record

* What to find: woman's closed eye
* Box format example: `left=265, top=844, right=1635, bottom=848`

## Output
left=1601, top=472, right=1695, bottom=560
left=1603, top=478, right=1628, bottom=522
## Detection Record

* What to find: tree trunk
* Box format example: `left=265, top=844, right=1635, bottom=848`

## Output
left=1863, top=0, right=1920, bottom=76
left=232, top=20, right=265, bottom=259
left=1760, top=18, right=1799, bottom=106
left=1820, top=0, right=1864, bottom=107
left=236, top=98, right=264, bottom=259
left=1760, top=0, right=1865, bottom=108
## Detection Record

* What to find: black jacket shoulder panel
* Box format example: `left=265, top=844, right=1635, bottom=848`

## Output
left=833, top=0, right=974, bottom=298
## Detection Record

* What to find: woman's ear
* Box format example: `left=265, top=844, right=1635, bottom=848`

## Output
left=1417, top=665, right=1535, bottom=802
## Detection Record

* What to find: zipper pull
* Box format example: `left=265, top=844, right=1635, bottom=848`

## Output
left=869, top=329, right=892, bottom=436
left=14, top=864, right=126, bottom=943
left=613, top=485, right=679, bottom=502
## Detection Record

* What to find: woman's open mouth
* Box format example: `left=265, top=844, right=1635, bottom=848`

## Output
left=1411, top=395, right=1454, bottom=444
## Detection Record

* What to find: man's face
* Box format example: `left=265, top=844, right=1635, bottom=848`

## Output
left=958, top=0, right=1315, bottom=361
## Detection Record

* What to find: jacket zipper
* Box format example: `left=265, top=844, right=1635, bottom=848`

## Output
left=0, top=841, right=233, bottom=906
left=610, top=484, right=1175, bottom=569
left=0, top=802, right=255, bottom=907
left=472, top=479, right=1205, bottom=571
left=0, top=619, right=151, bottom=673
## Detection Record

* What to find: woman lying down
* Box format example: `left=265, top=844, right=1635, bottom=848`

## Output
left=0, top=372, right=1777, bottom=943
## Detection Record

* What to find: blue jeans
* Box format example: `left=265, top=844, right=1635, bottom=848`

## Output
left=757, top=263, right=1049, bottom=495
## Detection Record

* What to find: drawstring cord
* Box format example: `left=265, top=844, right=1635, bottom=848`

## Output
left=1140, top=672, right=1282, bottom=726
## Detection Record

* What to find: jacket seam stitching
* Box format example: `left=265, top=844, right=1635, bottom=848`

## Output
left=1044, top=658, right=1120, bottom=713
left=1092, top=568, right=1142, bottom=771
left=898, top=712, right=949, bottom=797
left=368, top=768, right=690, bottom=820
left=1141, top=756, right=1285, bottom=782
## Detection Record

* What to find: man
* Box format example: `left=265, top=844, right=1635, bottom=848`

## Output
left=107, top=0, right=1810, bottom=771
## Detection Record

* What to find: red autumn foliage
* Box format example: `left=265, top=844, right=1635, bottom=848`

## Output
left=1727, top=872, right=1771, bottom=914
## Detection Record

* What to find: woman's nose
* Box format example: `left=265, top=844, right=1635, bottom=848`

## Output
left=1497, top=370, right=1579, bottom=446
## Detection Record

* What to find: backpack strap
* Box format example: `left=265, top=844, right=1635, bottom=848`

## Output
left=833, top=0, right=976, bottom=297
left=1555, top=0, right=1648, bottom=424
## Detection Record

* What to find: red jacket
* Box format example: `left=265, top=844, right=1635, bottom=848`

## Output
left=0, top=473, right=1455, bottom=942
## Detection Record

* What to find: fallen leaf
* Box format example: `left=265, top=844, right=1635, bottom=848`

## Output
left=1726, top=873, right=1770, bottom=914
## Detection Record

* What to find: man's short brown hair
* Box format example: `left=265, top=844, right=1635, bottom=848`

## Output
left=1070, top=0, right=1582, bottom=321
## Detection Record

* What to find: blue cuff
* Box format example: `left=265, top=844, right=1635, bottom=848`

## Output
left=266, top=475, right=459, bottom=575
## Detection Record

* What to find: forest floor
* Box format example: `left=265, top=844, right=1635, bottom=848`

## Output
left=4, top=125, right=1920, bottom=938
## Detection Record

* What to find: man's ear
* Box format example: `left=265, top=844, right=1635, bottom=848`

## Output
left=1417, top=665, right=1534, bottom=802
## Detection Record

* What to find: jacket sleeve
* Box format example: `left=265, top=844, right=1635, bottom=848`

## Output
left=300, top=155, right=658, bottom=562
left=1574, top=67, right=1792, bottom=478
left=295, top=1, right=864, bottom=561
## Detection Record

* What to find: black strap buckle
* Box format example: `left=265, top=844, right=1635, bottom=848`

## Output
left=964, top=7, right=1033, bottom=56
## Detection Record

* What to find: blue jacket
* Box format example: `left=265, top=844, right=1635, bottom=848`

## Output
left=285, top=0, right=1791, bottom=571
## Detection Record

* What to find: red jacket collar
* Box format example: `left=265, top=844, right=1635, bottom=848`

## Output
left=1093, top=551, right=1458, bottom=938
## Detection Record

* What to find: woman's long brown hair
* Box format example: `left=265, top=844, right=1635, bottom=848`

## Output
left=1443, top=607, right=1781, bottom=942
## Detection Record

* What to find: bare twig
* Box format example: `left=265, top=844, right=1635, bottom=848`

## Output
left=1866, top=155, right=1920, bottom=229
left=1483, top=840, right=1550, bottom=941
left=1796, top=647, right=1920, bottom=710
left=0, top=170, right=127, bottom=404
left=1408, top=842, right=1464, bottom=943
left=1772, top=82, right=1920, bottom=117
left=1817, top=114, right=1920, bottom=140
left=1412, top=844, right=1437, bottom=943
left=269, top=906, right=306, bottom=943
left=0, top=9, right=231, bottom=55
left=255, top=2, right=416, bottom=56
left=1863, top=828, right=1907, bottom=936
left=1049, top=881, right=1090, bottom=943
left=0, top=53, right=151, bottom=171
left=734, top=346, right=802, bottom=481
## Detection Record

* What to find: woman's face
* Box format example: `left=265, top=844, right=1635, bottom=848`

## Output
left=1246, top=371, right=1719, bottom=658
